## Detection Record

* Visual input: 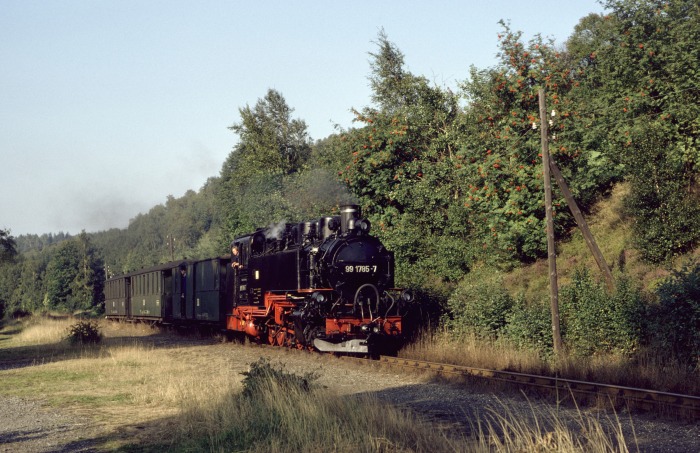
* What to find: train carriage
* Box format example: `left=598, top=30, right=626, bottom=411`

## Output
left=104, top=276, right=129, bottom=319
left=192, top=257, right=232, bottom=324
left=128, top=265, right=173, bottom=322
left=104, top=205, right=409, bottom=355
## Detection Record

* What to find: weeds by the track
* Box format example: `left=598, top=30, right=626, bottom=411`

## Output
left=401, top=329, right=699, bottom=396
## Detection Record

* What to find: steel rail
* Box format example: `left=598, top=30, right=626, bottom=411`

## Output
left=369, top=356, right=700, bottom=420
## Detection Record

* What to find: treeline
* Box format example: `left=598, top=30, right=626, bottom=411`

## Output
left=1, top=0, right=698, bottom=362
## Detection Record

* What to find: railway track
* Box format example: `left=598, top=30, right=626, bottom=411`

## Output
left=343, top=355, right=700, bottom=421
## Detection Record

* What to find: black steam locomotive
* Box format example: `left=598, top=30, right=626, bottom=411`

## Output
left=104, top=205, right=410, bottom=355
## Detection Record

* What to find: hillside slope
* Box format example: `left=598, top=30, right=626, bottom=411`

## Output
left=504, top=182, right=699, bottom=301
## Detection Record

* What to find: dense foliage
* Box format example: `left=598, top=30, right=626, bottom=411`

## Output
left=569, top=0, right=700, bottom=262
left=2, top=0, right=698, bottom=366
left=459, top=23, right=619, bottom=264
left=0, top=229, right=17, bottom=264
left=559, top=270, right=644, bottom=356
left=443, top=267, right=515, bottom=339
left=340, top=33, right=472, bottom=285
left=648, top=263, right=700, bottom=366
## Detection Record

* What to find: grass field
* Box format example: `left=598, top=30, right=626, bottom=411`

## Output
left=0, top=316, right=633, bottom=452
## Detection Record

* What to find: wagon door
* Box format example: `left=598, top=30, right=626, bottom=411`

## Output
left=194, top=259, right=223, bottom=323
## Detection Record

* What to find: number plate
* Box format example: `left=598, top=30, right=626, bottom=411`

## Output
left=344, top=265, right=377, bottom=273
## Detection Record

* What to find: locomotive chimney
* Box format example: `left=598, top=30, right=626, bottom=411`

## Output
left=318, top=216, right=339, bottom=240
left=340, top=204, right=360, bottom=235
left=297, top=221, right=316, bottom=244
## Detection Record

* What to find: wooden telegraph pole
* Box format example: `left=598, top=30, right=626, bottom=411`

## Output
left=547, top=157, right=615, bottom=292
left=538, top=89, right=563, bottom=356
left=166, top=234, right=175, bottom=262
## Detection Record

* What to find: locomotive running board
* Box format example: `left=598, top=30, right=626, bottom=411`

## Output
left=314, top=339, right=368, bottom=354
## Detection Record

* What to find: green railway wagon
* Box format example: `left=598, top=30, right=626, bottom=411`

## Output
left=104, top=276, right=129, bottom=318
left=103, top=259, right=232, bottom=327
left=130, top=268, right=171, bottom=321
left=194, top=257, right=230, bottom=323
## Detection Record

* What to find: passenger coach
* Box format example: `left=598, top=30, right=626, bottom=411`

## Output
left=104, top=257, right=232, bottom=326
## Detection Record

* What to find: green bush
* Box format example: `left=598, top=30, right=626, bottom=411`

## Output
left=625, top=175, right=700, bottom=263
left=444, top=267, right=514, bottom=339
left=65, top=320, right=102, bottom=345
left=241, top=358, right=319, bottom=398
left=560, top=269, right=644, bottom=356
left=503, top=299, right=554, bottom=355
left=648, top=263, right=700, bottom=367
left=621, top=130, right=700, bottom=263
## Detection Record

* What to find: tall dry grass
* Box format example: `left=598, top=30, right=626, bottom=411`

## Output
left=401, top=329, right=548, bottom=374
left=172, top=374, right=466, bottom=452
left=13, top=316, right=75, bottom=345
left=0, top=316, right=634, bottom=452
left=475, top=400, right=631, bottom=453
left=167, top=358, right=631, bottom=453
left=401, top=329, right=700, bottom=396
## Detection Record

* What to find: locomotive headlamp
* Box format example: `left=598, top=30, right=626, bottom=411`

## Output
left=400, top=290, right=413, bottom=303
left=360, top=324, right=371, bottom=333
left=311, top=291, right=327, bottom=304
left=357, top=219, right=371, bottom=234
left=372, top=325, right=381, bottom=334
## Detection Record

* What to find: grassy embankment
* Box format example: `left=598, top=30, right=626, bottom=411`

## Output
left=401, top=183, right=700, bottom=396
left=0, top=316, right=631, bottom=452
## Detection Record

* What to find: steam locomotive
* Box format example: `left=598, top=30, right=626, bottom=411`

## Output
left=104, top=205, right=411, bottom=355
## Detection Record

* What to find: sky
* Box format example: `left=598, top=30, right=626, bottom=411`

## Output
left=0, top=0, right=606, bottom=236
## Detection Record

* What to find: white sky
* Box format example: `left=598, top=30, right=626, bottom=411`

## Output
left=0, top=0, right=605, bottom=236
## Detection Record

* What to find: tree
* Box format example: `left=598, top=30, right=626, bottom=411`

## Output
left=340, top=32, right=472, bottom=285
left=0, top=229, right=19, bottom=317
left=458, top=22, right=618, bottom=263
left=0, top=229, right=17, bottom=264
left=44, top=232, right=104, bottom=312
left=227, top=88, right=312, bottom=182
left=570, top=0, right=700, bottom=261
left=0, top=261, right=20, bottom=318
left=218, top=90, right=312, bottom=242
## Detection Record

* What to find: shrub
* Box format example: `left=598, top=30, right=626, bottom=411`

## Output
left=241, top=358, right=319, bottom=398
left=65, top=320, right=102, bottom=345
left=622, top=132, right=700, bottom=263
left=560, top=269, right=644, bottom=356
left=648, top=263, right=700, bottom=367
left=444, top=267, right=514, bottom=339
left=503, top=298, right=554, bottom=356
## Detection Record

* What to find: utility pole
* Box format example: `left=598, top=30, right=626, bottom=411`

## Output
left=538, top=88, right=563, bottom=356
left=166, top=235, right=175, bottom=262
left=547, top=156, right=615, bottom=292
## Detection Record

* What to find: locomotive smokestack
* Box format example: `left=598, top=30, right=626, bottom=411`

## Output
left=340, top=204, right=360, bottom=235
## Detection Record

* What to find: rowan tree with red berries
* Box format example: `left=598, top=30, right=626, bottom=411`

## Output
left=457, top=22, right=618, bottom=263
